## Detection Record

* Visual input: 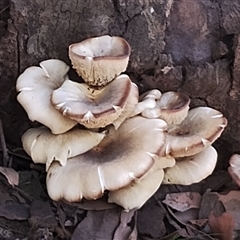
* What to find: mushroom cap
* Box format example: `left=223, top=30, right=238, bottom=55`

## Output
left=22, top=126, right=106, bottom=171
left=108, top=169, right=164, bottom=211
left=16, top=59, right=77, bottom=134
left=142, top=91, right=190, bottom=124
left=107, top=155, right=175, bottom=211
left=163, top=145, right=217, bottom=185
left=46, top=116, right=167, bottom=202
left=228, top=154, right=240, bottom=186
left=69, top=35, right=131, bottom=86
left=52, top=74, right=133, bottom=128
left=160, top=107, right=228, bottom=157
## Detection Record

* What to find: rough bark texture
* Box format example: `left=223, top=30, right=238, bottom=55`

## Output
left=0, top=0, right=240, bottom=159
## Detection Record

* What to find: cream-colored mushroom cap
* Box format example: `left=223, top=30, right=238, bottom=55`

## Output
left=160, top=107, right=227, bottom=157
left=22, top=126, right=106, bottom=171
left=142, top=91, right=190, bottom=124
left=46, top=116, right=167, bottom=202
left=69, top=35, right=131, bottom=86
left=16, top=59, right=77, bottom=134
left=108, top=155, right=175, bottom=211
left=228, top=154, right=240, bottom=186
left=52, top=74, right=133, bottom=129
left=163, top=146, right=217, bottom=185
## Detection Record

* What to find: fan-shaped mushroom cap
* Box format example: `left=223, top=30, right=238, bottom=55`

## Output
left=46, top=116, right=167, bottom=202
left=141, top=91, right=190, bottom=124
left=163, top=146, right=217, bottom=185
left=228, top=154, right=240, bottom=186
left=108, top=155, right=175, bottom=211
left=160, top=107, right=228, bottom=157
left=16, top=59, right=77, bottom=134
left=22, top=126, right=106, bottom=171
left=52, top=74, right=134, bottom=129
left=69, top=35, right=131, bottom=86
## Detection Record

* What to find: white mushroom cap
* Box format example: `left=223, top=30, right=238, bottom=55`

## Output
left=51, top=74, right=133, bottom=129
left=160, top=107, right=228, bottom=157
left=22, top=126, right=106, bottom=171
left=69, top=35, right=131, bottom=86
left=16, top=59, right=77, bottom=134
left=228, top=154, right=240, bottom=186
left=108, top=155, right=175, bottom=211
left=142, top=91, right=190, bottom=124
left=46, top=116, right=167, bottom=202
left=163, top=146, right=218, bottom=185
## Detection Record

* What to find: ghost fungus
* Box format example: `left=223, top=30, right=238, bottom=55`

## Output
left=16, top=59, right=77, bottom=134
left=141, top=91, right=190, bottom=124
left=22, top=126, right=106, bottom=171
left=46, top=116, right=167, bottom=202
left=160, top=107, right=227, bottom=157
left=51, top=74, right=136, bottom=129
left=69, top=35, right=131, bottom=86
left=163, top=146, right=217, bottom=185
left=228, top=154, right=240, bottom=186
left=108, top=155, right=175, bottom=211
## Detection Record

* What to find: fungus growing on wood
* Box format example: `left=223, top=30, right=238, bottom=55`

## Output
left=160, top=107, right=228, bottom=157
left=52, top=74, right=138, bottom=129
left=46, top=116, right=167, bottom=202
left=108, top=156, right=175, bottom=211
left=69, top=35, right=131, bottom=86
left=163, top=146, right=217, bottom=185
left=142, top=91, right=190, bottom=124
left=16, top=59, right=77, bottom=134
left=22, top=126, right=106, bottom=171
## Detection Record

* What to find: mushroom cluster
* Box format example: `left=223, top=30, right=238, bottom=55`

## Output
left=16, top=35, right=228, bottom=211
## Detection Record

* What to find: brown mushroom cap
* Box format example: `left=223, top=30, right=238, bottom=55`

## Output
left=46, top=116, right=167, bottom=202
left=52, top=74, right=133, bottom=128
left=108, top=155, right=175, bottom=211
left=163, top=146, right=217, bottom=185
left=142, top=91, right=190, bottom=124
left=160, top=107, right=228, bottom=157
left=22, top=126, right=106, bottom=171
left=16, top=59, right=77, bottom=134
left=69, top=35, right=131, bottom=86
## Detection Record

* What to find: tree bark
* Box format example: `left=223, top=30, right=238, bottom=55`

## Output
left=0, top=0, right=239, bottom=158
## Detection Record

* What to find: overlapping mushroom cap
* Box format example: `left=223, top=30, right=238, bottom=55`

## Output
left=46, top=116, right=167, bottom=202
left=52, top=74, right=138, bottom=129
left=160, top=107, right=228, bottom=157
left=69, top=35, right=131, bottom=86
left=22, top=126, right=106, bottom=171
left=16, top=59, right=77, bottom=134
left=163, top=146, right=217, bottom=185
left=108, top=155, right=175, bottom=211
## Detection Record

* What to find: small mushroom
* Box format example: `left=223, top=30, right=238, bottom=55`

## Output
left=52, top=74, right=134, bottom=129
left=69, top=35, right=131, bottom=86
left=130, top=89, right=162, bottom=117
left=16, top=59, right=77, bottom=134
left=22, top=126, right=106, bottom=171
left=46, top=116, right=167, bottom=202
left=228, top=154, right=240, bottom=186
left=108, top=155, right=175, bottom=211
left=141, top=91, right=190, bottom=124
left=160, top=107, right=227, bottom=157
left=163, top=145, right=217, bottom=185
